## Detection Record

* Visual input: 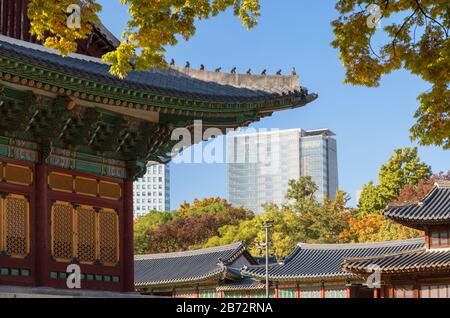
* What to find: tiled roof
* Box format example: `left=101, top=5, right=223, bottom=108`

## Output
left=343, top=248, right=450, bottom=274
left=134, top=243, right=251, bottom=288
left=217, top=278, right=265, bottom=292
left=242, top=238, right=424, bottom=282
left=383, top=181, right=450, bottom=227
left=93, top=23, right=121, bottom=49
left=0, top=36, right=317, bottom=104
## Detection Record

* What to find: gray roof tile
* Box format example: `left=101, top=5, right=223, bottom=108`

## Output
left=0, top=36, right=316, bottom=104
left=242, top=238, right=424, bottom=282
left=134, top=242, right=251, bottom=287
left=384, top=181, right=450, bottom=226
left=343, top=248, right=450, bottom=274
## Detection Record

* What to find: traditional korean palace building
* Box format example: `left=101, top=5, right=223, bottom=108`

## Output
left=0, top=1, right=317, bottom=294
left=343, top=181, right=450, bottom=298
left=135, top=182, right=450, bottom=298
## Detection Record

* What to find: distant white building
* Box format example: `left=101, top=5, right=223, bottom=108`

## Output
left=133, top=163, right=170, bottom=218
left=227, top=128, right=338, bottom=214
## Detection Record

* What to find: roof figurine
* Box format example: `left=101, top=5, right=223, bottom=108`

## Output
left=185, top=61, right=190, bottom=69
left=292, top=67, right=297, bottom=76
left=261, top=69, right=267, bottom=75
left=246, top=68, right=252, bottom=75
left=200, top=64, right=205, bottom=71
left=215, top=67, right=222, bottom=72
left=276, top=69, right=282, bottom=76
left=170, top=58, right=175, bottom=66
left=231, top=67, right=237, bottom=74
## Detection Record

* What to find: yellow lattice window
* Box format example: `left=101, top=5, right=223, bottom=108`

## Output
left=3, top=195, right=30, bottom=258
left=76, top=205, right=96, bottom=264
left=51, top=201, right=74, bottom=261
left=98, top=209, right=119, bottom=266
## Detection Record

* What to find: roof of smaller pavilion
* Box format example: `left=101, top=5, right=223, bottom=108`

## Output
left=134, top=242, right=255, bottom=288
left=383, top=181, right=450, bottom=228
left=343, top=248, right=450, bottom=275
left=217, top=277, right=265, bottom=292
left=241, top=238, right=425, bottom=283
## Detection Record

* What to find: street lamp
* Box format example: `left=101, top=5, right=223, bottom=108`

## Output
left=261, top=220, right=274, bottom=298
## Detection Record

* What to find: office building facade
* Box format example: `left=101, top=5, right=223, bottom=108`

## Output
left=133, top=163, right=170, bottom=218
left=227, top=129, right=338, bottom=214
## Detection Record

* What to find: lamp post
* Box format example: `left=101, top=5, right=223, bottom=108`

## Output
left=262, top=221, right=274, bottom=298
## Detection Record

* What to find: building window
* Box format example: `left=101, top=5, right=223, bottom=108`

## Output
left=430, top=230, right=450, bottom=248
left=51, top=201, right=119, bottom=266
left=0, top=194, right=30, bottom=258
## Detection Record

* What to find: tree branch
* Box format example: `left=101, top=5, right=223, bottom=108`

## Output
left=414, top=0, right=448, bottom=37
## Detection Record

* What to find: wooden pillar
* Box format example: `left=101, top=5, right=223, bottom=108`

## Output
left=373, top=288, right=380, bottom=298
left=346, top=286, right=351, bottom=298
left=296, top=285, right=300, bottom=299
left=274, top=284, right=279, bottom=298
left=122, top=179, right=135, bottom=292
left=380, top=286, right=385, bottom=298
left=320, top=282, right=325, bottom=298
left=35, top=163, right=49, bottom=287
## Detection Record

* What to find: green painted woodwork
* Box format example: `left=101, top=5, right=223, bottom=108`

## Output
left=0, top=53, right=306, bottom=121
left=249, top=290, right=275, bottom=298
left=325, top=289, right=347, bottom=298
left=223, top=291, right=247, bottom=298
left=199, top=290, right=217, bottom=298
left=299, top=290, right=321, bottom=298
left=0, top=44, right=314, bottom=179
left=278, top=289, right=297, bottom=298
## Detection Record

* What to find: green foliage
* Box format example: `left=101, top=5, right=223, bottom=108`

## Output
left=332, top=0, right=449, bottom=148
left=135, top=198, right=253, bottom=253
left=134, top=210, right=176, bottom=254
left=339, top=213, right=422, bottom=243
left=178, top=197, right=231, bottom=217
left=28, top=0, right=101, bottom=56
left=204, top=178, right=351, bottom=259
left=358, top=147, right=432, bottom=215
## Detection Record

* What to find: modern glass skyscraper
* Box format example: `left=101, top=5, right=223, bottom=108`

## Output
left=133, top=163, right=170, bottom=218
left=227, top=129, right=338, bottom=214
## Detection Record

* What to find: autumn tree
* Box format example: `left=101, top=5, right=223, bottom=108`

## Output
left=332, top=0, right=449, bottom=148
left=358, top=147, right=431, bottom=215
left=338, top=213, right=422, bottom=243
left=28, top=0, right=260, bottom=78
left=204, top=178, right=351, bottom=259
left=134, top=210, right=176, bottom=254
left=394, top=171, right=450, bottom=204
left=143, top=200, right=253, bottom=253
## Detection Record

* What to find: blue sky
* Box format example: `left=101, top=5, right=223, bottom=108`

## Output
left=98, top=0, right=448, bottom=208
